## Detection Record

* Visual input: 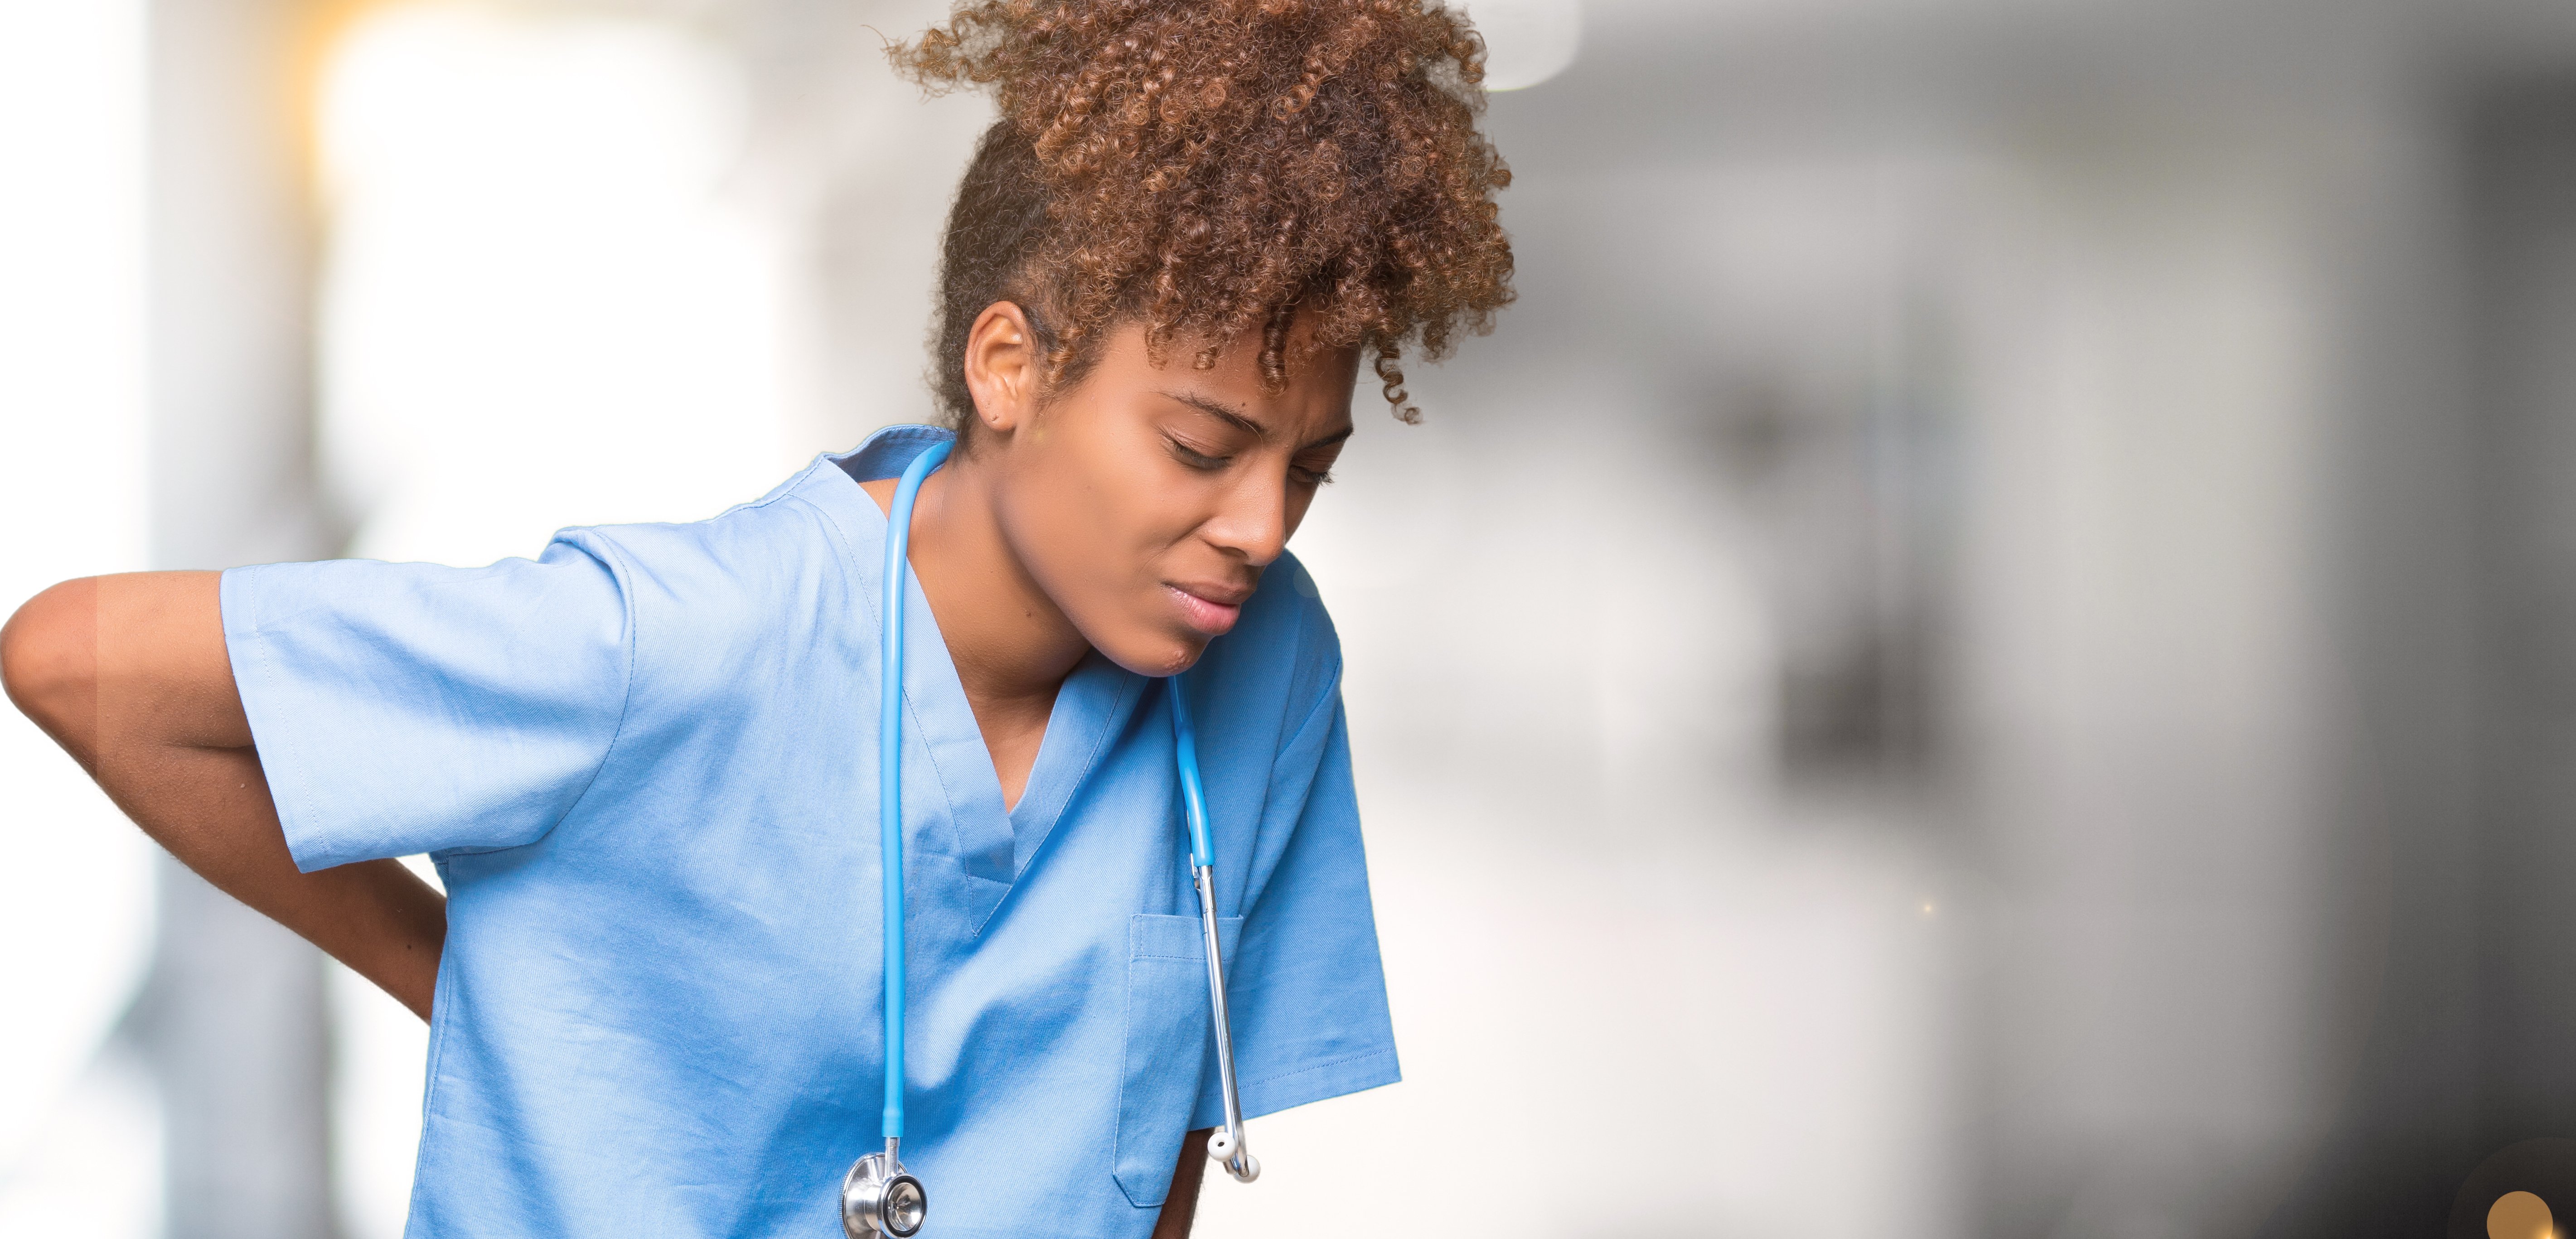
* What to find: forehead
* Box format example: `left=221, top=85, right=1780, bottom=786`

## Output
left=1098, top=320, right=1360, bottom=436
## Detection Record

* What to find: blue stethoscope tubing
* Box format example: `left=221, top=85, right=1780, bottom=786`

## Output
left=877, top=438, right=951, bottom=1153
left=853, top=441, right=1255, bottom=1235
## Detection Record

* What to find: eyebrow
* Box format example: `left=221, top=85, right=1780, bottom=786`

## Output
left=1160, top=389, right=1354, bottom=451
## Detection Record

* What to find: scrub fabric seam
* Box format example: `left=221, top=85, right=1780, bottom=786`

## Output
left=1128, top=912, right=1242, bottom=960
left=408, top=862, right=463, bottom=1220
left=1266, top=655, right=1345, bottom=784
left=1212, top=593, right=1332, bottom=915
left=1224, top=654, right=1343, bottom=915
left=551, top=463, right=807, bottom=848
left=1240, top=1045, right=1395, bottom=1091
left=1203, top=1046, right=1400, bottom=1132
left=530, top=531, right=643, bottom=850
left=228, top=594, right=319, bottom=867
left=1109, top=933, right=1201, bottom=1209
left=902, top=671, right=973, bottom=870
left=781, top=489, right=977, bottom=879
left=713, top=456, right=829, bottom=518
left=405, top=533, right=639, bottom=1214
left=879, top=495, right=978, bottom=867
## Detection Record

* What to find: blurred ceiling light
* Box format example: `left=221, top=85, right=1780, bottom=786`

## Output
left=1457, top=0, right=1580, bottom=92
left=314, top=2, right=784, bottom=571
left=2488, top=1191, right=2552, bottom=1239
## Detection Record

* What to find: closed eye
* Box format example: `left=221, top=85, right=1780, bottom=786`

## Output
left=1167, top=436, right=1228, bottom=471
left=1293, top=446, right=1342, bottom=487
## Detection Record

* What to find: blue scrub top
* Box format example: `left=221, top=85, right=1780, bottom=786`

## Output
left=220, top=425, right=1399, bottom=1239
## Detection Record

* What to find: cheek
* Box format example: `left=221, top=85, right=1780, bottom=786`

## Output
left=1104, top=417, right=1227, bottom=545
left=1006, top=419, right=1194, bottom=604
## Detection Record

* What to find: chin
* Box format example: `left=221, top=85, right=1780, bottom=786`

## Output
left=1095, top=629, right=1211, bottom=680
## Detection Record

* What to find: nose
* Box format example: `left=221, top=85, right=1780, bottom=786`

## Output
left=1201, top=467, right=1288, bottom=567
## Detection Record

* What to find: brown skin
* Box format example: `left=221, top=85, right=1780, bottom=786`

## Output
left=862, top=301, right=1355, bottom=807
left=0, top=302, right=1358, bottom=1232
left=1153, top=1132, right=1214, bottom=1239
left=0, top=573, right=449, bottom=1020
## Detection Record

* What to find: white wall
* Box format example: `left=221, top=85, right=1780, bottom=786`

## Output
left=0, top=0, right=158, bottom=1233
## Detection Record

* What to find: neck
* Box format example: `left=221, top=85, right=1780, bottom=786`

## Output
left=866, top=452, right=1089, bottom=768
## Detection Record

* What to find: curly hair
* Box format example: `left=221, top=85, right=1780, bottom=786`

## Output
left=891, top=0, right=1514, bottom=427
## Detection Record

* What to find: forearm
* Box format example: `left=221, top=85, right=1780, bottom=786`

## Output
left=1152, top=1128, right=1211, bottom=1239
left=107, top=740, right=446, bottom=1019
left=4, top=571, right=446, bottom=1020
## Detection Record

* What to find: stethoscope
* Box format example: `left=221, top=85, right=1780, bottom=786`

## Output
left=843, top=440, right=1260, bottom=1239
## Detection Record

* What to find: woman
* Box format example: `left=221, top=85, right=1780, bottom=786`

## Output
left=0, top=0, right=1512, bottom=1234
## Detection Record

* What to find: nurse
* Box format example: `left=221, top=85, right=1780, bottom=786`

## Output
left=0, top=1, right=1516, bottom=1235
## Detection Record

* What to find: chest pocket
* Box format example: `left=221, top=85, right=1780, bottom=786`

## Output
left=1113, top=912, right=1243, bottom=1207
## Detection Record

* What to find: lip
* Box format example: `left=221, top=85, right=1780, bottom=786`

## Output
left=1166, top=582, right=1249, bottom=636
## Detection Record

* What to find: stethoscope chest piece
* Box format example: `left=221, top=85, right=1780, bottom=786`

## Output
left=842, top=1148, right=926, bottom=1239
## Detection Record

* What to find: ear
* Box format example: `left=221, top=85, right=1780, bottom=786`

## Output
left=962, top=301, right=1041, bottom=440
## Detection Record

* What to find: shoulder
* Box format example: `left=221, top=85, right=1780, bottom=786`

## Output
left=1238, top=549, right=1340, bottom=667
left=1192, top=550, right=1343, bottom=731
left=554, top=459, right=857, bottom=642
left=569, top=460, right=847, bottom=585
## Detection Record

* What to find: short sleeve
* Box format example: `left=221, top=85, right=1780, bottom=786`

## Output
left=1193, top=687, right=1400, bottom=1127
left=220, top=536, right=634, bottom=872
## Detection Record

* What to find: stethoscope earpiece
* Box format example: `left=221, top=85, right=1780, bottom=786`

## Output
left=1207, top=1128, right=1260, bottom=1182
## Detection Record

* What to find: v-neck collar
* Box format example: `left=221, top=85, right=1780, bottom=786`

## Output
left=1009, top=651, right=1142, bottom=873
left=810, top=426, right=1143, bottom=904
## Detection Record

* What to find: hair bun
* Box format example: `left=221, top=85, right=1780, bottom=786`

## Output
left=895, top=0, right=1515, bottom=421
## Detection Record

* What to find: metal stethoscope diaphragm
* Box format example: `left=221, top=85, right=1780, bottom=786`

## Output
left=843, top=439, right=1259, bottom=1236
left=842, top=1139, right=926, bottom=1238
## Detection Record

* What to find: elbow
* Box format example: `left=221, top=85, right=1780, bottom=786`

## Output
left=1, top=578, right=101, bottom=759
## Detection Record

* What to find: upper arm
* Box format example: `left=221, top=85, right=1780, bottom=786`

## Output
left=224, top=541, right=633, bottom=869
left=2, top=571, right=245, bottom=768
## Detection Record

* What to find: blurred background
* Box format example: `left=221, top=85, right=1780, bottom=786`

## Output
left=5, top=0, right=2576, bottom=1235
